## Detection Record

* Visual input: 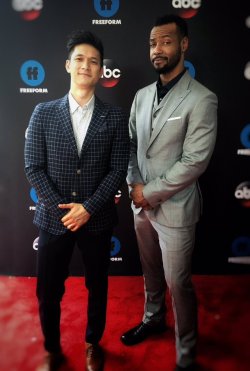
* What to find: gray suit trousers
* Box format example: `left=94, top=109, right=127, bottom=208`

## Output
left=134, top=210, right=198, bottom=367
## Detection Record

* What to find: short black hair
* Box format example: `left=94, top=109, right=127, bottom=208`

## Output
left=66, top=30, right=104, bottom=67
left=154, top=14, right=188, bottom=38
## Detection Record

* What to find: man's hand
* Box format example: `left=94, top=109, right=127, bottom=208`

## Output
left=59, top=203, right=91, bottom=232
left=129, top=183, right=152, bottom=210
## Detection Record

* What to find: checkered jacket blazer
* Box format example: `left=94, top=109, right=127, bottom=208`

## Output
left=24, top=94, right=130, bottom=235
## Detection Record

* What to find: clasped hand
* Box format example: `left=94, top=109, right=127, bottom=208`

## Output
left=129, top=183, right=152, bottom=210
left=59, top=203, right=90, bottom=232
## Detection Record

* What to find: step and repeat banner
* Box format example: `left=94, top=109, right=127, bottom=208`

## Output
left=0, top=0, right=249, bottom=276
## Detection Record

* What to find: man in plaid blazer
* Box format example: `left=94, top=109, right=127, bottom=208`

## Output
left=24, top=30, right=129, bottom=371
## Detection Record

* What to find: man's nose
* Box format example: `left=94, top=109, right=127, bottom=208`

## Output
left=81, top=60, right=90, bottom=69
left=153, top=43, right=163, bottom=53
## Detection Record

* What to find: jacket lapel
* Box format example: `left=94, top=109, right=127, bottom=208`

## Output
left=58, top=94, right=78, bottom=155
left=140, top=83, right=156, bottom=146
left=148, top=72, right=191, bottom=149
left=80, top=96, right=108, bottom=155
left=57, top=95, right=108, bottom=158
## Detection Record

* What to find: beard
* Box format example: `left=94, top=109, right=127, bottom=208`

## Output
left=152, top=49, right=182, bottom=75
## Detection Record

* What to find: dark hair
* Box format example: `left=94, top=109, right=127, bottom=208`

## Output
left=66, top=30, right=104, bottom=67
left=154, top=14, right=188, bottom=38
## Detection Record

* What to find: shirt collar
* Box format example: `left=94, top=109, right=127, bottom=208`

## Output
left=157, top=68, right=186, bottom=94
left=68, top=92, right=95, bottom=114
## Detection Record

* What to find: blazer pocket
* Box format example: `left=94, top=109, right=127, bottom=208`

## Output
left=166, top=116, right=182, bottom=123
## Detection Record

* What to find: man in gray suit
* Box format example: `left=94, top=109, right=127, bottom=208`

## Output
left=25, top=30, right=129, bottom=371
left=120, top=14, right=217, bottom=371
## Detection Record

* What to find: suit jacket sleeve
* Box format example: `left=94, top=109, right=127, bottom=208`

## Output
left=127, top=92, right=144, bottom=185
left=24, top=103, right=67, bottom=219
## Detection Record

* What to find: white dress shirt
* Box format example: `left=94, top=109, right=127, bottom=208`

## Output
left=68, top=93, right=95, bottom=156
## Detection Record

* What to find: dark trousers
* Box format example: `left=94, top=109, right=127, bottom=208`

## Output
left=36, top=227, right=112, bottom=352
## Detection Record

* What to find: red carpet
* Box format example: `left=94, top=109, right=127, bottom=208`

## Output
left=0, top=275, right=249, bottom=371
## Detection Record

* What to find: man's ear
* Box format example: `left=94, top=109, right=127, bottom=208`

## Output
left=181, top=37, right=189, bottom=53
left=65, top=59, right=70, bottom=73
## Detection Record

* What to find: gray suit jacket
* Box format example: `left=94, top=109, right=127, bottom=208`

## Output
left=25, top=94, right=130, bottom=235
left=127, top=71, right=218, bottom=227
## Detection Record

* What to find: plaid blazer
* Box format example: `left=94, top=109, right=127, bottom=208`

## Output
left=24, top=94, right=130, bottom=235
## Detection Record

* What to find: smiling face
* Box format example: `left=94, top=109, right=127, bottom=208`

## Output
left=65, top=43, right=103, bottom=91
left=149, top=23, right=188, bottom=76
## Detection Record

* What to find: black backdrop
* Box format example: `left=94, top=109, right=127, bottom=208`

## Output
left=0, top=0, right=249, bottom=276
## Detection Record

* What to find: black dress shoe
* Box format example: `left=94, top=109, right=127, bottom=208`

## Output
left=86, top=343, right=104, bottom=371
left=175, top=363, right=197, bottom=371
left=120, top=321, right=167, bottom=345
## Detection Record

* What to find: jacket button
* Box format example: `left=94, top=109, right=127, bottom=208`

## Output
left=77, top=169, right=81, bottom=174
left=72, top=192, right=77, bottom=196
left=146, top=154, right=150, bottom=159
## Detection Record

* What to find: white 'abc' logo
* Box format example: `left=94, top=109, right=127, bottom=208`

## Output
left=235, top=182, right=250, bottom=207
left=33, top=236, right=39, bottom=251
left=172, top=0, right=201, bottom=9
left=102, top=66, right=121, bottom=79
left=100, top=59, right=121, bottom=88
left=12, top=0, right=43, bottom=11
left=235, top=186, right=250, bottom=199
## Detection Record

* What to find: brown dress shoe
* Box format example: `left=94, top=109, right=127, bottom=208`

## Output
left=85, top=343, right=104, bottom=371
left=36, top=351, right=66, bottom=371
